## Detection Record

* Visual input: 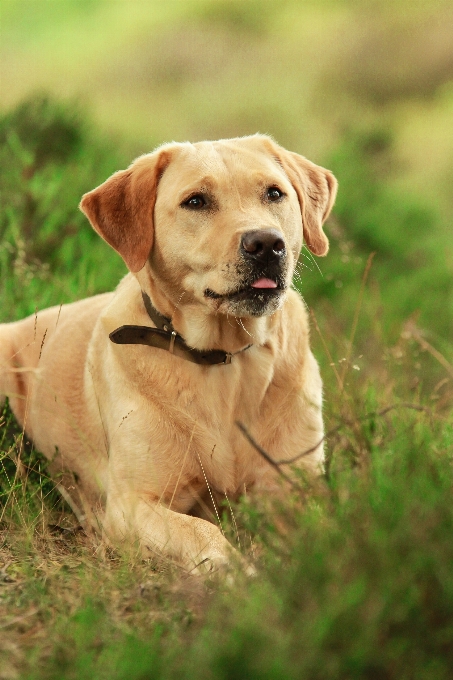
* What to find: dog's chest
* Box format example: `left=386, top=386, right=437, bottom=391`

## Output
left=143, top=348, right=275, bottom=495
left=96, top=340, right=279, bottom=504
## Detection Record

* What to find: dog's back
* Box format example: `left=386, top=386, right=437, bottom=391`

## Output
left=0, top=294, right=112, bottom=496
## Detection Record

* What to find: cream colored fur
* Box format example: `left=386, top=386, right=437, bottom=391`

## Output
left=0, top=135, right=337, bottom=573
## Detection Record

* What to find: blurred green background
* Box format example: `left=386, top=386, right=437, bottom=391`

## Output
left=2, top=4, right=453, bottom=679
left=3, top=0, right=453, bottom=203
left=1, top=0, right=453, bottom=342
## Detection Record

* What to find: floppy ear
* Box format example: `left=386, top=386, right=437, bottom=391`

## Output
left=79, top=150, right=171, bottom=272
left=280, top=151, right=337, bottom=256
left=264, top=139, right=337, bottom=256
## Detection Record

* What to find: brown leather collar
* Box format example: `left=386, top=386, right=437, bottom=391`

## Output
left=109, top=291, right=252, bottom=366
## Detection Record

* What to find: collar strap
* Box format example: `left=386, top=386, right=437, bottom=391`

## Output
left=109, top=291, right=252, bottom=366
left=140, top=291, right=175, bottom=333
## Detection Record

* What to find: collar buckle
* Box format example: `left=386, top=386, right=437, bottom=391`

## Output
left=135, top=290, right=252, bottom=365
left=169, top=330, right=177, bottom=354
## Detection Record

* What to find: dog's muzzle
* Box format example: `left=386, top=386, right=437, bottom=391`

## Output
left=204, top=229, right=288, bottom=316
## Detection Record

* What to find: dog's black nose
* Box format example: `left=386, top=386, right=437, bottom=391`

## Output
left=240, top=229, right=286, bottom=263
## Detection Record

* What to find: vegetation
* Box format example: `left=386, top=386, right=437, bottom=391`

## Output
left=1, top=1, right=452, bottom=678
left=0, top=95, right=127, bottom=320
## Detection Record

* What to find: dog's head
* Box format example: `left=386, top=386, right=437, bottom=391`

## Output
left=80, top=135, right=337, bottom=319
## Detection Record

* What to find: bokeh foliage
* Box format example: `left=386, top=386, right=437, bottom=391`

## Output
left=0, top=95, right=126, bottom=319
left=0, top=90, right=452, bottom=680
left=1, top=1, right=453, bottom=678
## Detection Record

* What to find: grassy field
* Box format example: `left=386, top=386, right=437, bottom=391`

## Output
left=1, top=2, right=453, bottom=678
left=1, top=93, right=452, bottom=680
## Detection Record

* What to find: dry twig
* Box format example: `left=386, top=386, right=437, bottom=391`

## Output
left=237, top=402, right=431, bottom=472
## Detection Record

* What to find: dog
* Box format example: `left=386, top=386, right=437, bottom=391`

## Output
left=0, top=135, right=337, bottom=573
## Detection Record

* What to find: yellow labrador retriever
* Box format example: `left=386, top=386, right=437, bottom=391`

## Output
left=0, top=135, right=337, bottom=572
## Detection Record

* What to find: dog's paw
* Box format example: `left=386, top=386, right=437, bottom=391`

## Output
left=187, top=545, right=256, bottom=579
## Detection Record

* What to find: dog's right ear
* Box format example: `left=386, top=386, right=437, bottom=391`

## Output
left=258, top=136, right=337, bottom=257
left=80, top=150, right=171, bottom=272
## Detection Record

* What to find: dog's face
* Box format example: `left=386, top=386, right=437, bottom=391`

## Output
left=152, top=139, right=305, bottom=318
left=80, top=135, right=337, bottom=319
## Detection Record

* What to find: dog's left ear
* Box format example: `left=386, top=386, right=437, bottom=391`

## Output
left=80, top=149, right=171, bottom=272
left=264, top=139, right=337, bottom=256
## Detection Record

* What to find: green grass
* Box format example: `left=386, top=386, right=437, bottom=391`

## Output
left=1, top=96, right=453, bottom=680
left=0, top=95, right=127, bottom=320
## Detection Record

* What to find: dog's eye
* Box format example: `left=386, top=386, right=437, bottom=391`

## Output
left=182, top=194, right=206, bottom=210
left=266, top=187, right=284, bottom=202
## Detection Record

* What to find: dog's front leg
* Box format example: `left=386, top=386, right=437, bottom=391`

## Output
left=103, top=493, right=235, bottom=574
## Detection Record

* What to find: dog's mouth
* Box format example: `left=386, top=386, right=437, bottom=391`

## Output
left=204, top=276, right=286, bottom=303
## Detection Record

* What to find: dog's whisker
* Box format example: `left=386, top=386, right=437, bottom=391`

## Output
left=302, top=245, right=323, bottom=277
left=297, top=259, right=314, bottom=272
left=237, top=318, right=254, bottom=338
left=225, top=312, right=236, bottom=329
left=172, top=290, right=186, bottom=316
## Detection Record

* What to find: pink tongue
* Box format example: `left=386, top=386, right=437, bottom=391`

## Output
left=251, top=278, right=277, bottom=289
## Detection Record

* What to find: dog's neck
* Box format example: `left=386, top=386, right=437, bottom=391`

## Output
left=134, top=267, right=280, bottom=354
